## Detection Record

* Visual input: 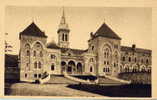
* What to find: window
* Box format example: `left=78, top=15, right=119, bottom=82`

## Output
left=26, top=50, right=30, bottom=56
left=34, top=62, right=37, bottom=69
left=51, top=55, right=56, bottom=59
left=114, top=63, right=116, bottom=67
left=107, top=61, right=109, bottom=65
left=146, top=59, right=149, bottom=64
left=34, top=74, right=37, bottom=78
left=62, top=34, right=64, bottom=41
left=103, top=68, right=106, bottom=72
left=104, top=48, right=110, bottom=58
left=123, top=57, right=125, bottom=61
left=51, top=64, right=55, bottom=71
left=65, top=34, right=68, bottom=41
left=38, top=74, right=41, bottom=78
left=90, top=58, right=94, bottom=62
left=33, top=51, right=36, bottom=57
left=90, top=67, right=93, bottom=72
left=141, top=59, right=143, bottom=63
left=135, top=57, right=137, bottom=62
left=25, top=73, right=27, bottom=78
left=129, top=57, right=131, bottom=62
left=36, top=42, right=41, bottom=48
left=92, top=46, right=94, bottom=51
left=104, top=61, right=106, bottom=65
left=38, top=62, right=41, bottom=69
left=103, top=68, right=109, bottom=72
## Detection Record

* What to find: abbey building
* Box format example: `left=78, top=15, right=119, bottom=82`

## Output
left=19, top=9, right=152, bottom=82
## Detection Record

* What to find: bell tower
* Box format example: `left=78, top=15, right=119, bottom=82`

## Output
left=57, top=8, right=70, bottom=48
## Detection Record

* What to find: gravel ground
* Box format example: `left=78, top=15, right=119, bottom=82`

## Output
left=5, top=83, right=104, bottom=97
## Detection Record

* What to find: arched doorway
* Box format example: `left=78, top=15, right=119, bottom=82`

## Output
left=61, top=61, right=66, bottom=73
left=68, top=61, right=75, bottom=74
left=77, top=62, right=83, bottom=74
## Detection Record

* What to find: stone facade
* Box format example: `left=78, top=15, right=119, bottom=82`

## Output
left=19, top=9, right=152, bottom=82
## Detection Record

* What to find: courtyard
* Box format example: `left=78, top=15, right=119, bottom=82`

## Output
left=5, top=72, right=151, bottom=97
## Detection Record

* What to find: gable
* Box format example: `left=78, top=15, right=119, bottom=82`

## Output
left=93, top=22, right=121, bottom=40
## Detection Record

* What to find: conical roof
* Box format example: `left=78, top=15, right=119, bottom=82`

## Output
left=20, top=22, right=47, bottom=38
left=57, top=8, right=70, bottom=33
left=93, top=22, right=121, bottom=40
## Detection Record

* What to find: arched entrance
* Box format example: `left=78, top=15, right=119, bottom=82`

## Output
left=67, top=60, right=75, bottom=74
left=61, top=61, right=66, bottom=73
left=77, top=62, right=83, bottom=74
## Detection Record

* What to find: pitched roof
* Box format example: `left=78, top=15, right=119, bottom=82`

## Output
left=61, top=48, right=86, bottom=55
left=121, top=46, right=152, bottom=54
left=93, top=22, right=121, bottom=40
left=20, top=22, right=47, bottom=38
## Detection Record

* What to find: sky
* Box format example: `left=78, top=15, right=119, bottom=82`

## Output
left=5, top=6, right=152, bottom=54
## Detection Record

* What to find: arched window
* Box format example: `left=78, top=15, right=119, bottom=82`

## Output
left=25, top=73, right=27, bottom=78
left=103, top=68, right=106, bottom=72
left=38, top=62, right=41, bottom=69
left=62, top=34, right=64, bottom=41
left=104, top=48, right=110, bottom=58
left=65, top=34, right=68, bottom=41
left=122, top=56, right=125, bottom=61
left=90, top=67, right=93, bottom=72
left=33, top=51, right=36, bottom=57
left=34, top=62, right=37, bottom=69
left=91, top=46, right=94, bottom=51
left=51, top=64, right=55, bottom=71
left=26, top=50, right=30, bottom=56
left=146, top=59, right=149, bottom=64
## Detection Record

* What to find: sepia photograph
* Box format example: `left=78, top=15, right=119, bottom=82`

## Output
left=4, top=6, right=152, bottom=97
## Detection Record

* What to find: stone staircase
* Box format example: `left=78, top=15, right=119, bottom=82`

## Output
left=46, top=75, right=79, bottom=84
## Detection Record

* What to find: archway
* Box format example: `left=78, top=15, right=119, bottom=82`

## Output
left=67, top=60, right=75, bottom=74
left=77, top=62, right=83, bottom=74
left=61, top=61, right=66, bottom=73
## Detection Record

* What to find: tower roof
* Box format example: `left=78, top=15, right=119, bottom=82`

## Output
left=93, top=22, right=121, bottom=40
left=20, top=22, right=47, bottom=38
left=58, top=7, right=70, bottom=33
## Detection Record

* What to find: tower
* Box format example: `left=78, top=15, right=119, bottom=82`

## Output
left=19, top=22, right=47, bottom=82
left=57, top=8, right=70, bottom=48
